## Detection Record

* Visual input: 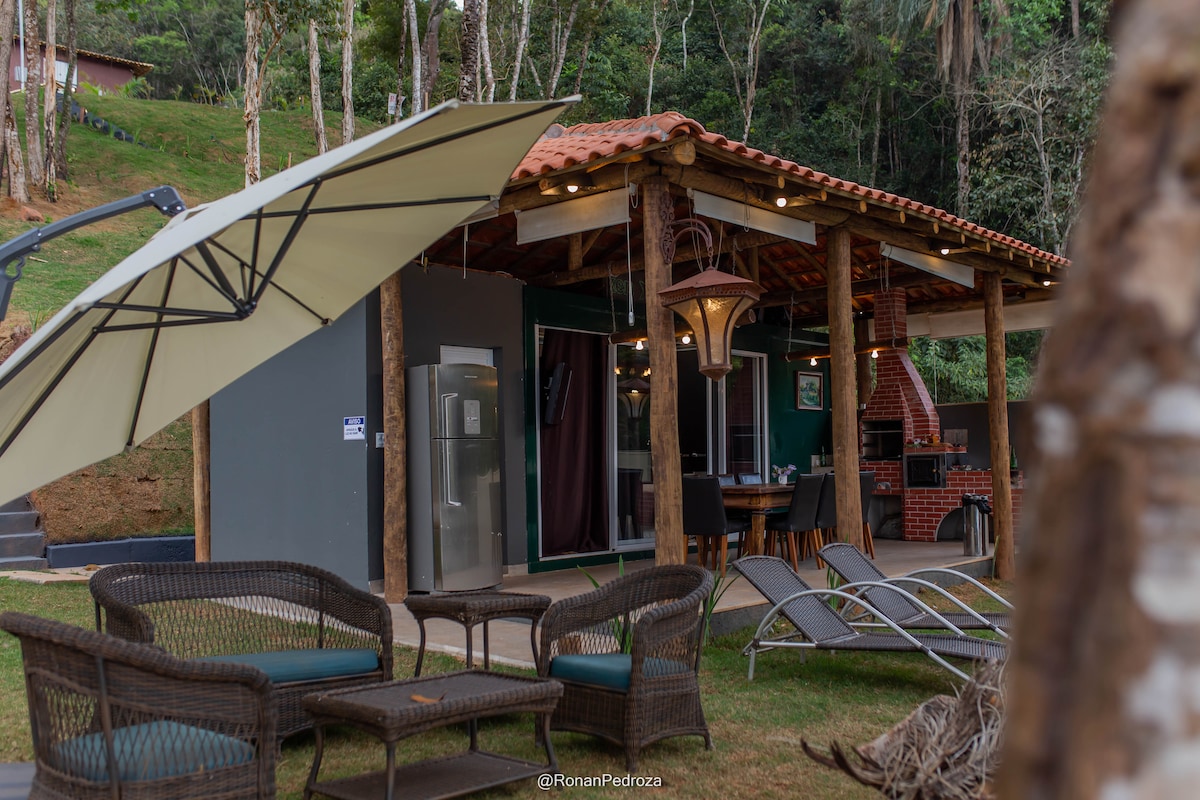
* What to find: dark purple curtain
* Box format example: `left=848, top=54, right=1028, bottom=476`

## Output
left=539, top=329, right=609, bottom=556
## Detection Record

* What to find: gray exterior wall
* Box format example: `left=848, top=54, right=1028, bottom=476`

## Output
left=210, top=297, right=384, bottom=590
left=401, top=265, right=527, bottom=568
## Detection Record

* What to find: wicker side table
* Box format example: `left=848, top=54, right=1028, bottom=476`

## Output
left=302, top=671, right=562, bottom=800
left=403, top=591, right=551, bottom=675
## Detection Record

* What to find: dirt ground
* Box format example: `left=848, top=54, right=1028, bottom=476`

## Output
left=1, top=312, right=194, bottom=544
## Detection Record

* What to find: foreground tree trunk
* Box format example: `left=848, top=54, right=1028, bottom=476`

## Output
left=1001, top=1, right=1200, bottom=796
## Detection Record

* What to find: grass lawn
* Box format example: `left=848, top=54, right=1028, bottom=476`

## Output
left=0, top=575, right=1011, bottom=799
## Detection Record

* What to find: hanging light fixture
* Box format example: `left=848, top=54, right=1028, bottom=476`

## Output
left=658, top=219, right=763, bottom=381
left=617, top=378, right=651, bottom=420
left=681, top=332, right=692, bottom=345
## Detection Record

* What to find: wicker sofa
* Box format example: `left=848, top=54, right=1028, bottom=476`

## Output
left=1, top=611, right=277, bottom=800
left=89, top=560, right=394, bottom=741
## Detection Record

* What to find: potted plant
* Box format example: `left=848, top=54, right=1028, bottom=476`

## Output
left=771, top=463, right=797, bottom=484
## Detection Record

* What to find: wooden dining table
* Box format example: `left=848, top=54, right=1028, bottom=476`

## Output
left=720, top=482, right=795, bottom=557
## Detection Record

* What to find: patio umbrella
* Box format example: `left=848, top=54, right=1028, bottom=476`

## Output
left=0, top=98, right=574, bottom=505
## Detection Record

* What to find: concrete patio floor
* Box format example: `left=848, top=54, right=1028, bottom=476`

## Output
left=388, top=539, right=990, bottom=671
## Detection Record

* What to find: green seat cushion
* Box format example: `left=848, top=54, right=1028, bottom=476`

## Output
left=197, top=648, right=379, bottom=684
left=549, top=653, right=692, bottom=691
left=55, top=720, right=254, bottom=783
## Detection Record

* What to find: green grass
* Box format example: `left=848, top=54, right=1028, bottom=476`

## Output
left=0, top=576, right=1010, bottom=799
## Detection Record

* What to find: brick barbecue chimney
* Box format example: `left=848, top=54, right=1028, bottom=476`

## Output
left=861, top=288, right=940, bottom=442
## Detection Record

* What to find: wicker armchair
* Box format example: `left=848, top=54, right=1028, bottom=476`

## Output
left=536, top=564, right=715, bottom=772
left=0, top=611, right=276, bottom=800
left=89, top=560, right=393, bottom=742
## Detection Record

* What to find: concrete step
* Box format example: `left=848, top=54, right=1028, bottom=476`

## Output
left=0, top=532, right=45, bottom=559
left=0, top=555, right=48, bottom=571
left=0, top=496, right=33, bottom=514
left=0, top=510, right=40, bottom=535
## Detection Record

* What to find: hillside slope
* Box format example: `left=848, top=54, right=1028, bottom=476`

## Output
left=1, top=96, right=360, bottom=543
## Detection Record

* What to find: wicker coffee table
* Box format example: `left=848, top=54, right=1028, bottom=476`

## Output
left=403, top=591, right=551, bottom=675
left=302, top=670, right=562, bottom=800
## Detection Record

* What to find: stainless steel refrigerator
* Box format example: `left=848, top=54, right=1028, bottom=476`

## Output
left=407, top=363, right=503, bottom=592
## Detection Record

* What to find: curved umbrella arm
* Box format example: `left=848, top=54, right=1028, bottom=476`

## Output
left=0, top=186, right=185, bottom=321
left=902, top=568, right=1016, bottom=610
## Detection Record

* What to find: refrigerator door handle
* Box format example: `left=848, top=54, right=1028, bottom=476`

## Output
left=442, top=441, right=463, bottom=507
left=440, top=392, right=459, bottom=437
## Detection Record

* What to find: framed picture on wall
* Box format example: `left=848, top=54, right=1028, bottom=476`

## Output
left=795, top=371, right=823, bottom=411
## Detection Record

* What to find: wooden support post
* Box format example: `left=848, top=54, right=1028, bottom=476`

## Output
left=854, top=316, right=873, bottom=407
left=192, top=401, right=210, bottom=562
left=983, top=271, right=1015, bottom=580
left=827, top=227, right=863, bottom=549
left=642, top=177, right=685, bottom=565
left=381, top=271, right=409, bottom=602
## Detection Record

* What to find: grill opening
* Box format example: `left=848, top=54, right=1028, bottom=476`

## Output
left=904, top=453, right=946, bottom=488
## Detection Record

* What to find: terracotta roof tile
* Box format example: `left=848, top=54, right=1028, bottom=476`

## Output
left=513, top=111, right=1067, bottom=268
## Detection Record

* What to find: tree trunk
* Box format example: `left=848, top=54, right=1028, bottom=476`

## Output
left=6, top=104, right=26, bottom=201
left=53, top=0, right=74, bottom=180
left=192, top=401, right=210, bottom=562
left=1000, top=1, right=1200, bottom=796
left=308, top=21, right=328, bottom=154
left=42, top=0, right=56, bottom=202
left=22, top=0, right=43, bottom=190
left=457, top=0, right=480, bottom=102
left=405, top=0, right=422, bottom=113
left=954, top=81, right=970, bottom=217
left=341, top=0, right=354, bottom=145
left=0, top=0, right=15, bottom=194
left=508, top=0, right=531, bottom=100
left=645, top=0, right=663, bottom=114
left=420, top=1, right=447, bottom=111
left=546, top=0, right=579, bottom=99
left=243, top=5, right=261, bottom=187
left=479, top=0, right=494, bottom=101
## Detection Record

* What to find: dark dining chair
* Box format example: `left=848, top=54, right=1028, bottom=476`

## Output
left=737, top=473, right=763, bottom=485
left=764, top=473, right=825, bottom=570
left=682, top=475, right=750, bottom=576
left=811, top=472, right=839, bottom=567
left=813, top=472, right=878, bottom=566
left=716, top=475, right=737, bottom=486
left=859, top=470, right=877, bottom=559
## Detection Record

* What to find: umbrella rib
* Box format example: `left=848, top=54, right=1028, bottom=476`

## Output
left=256, top=195, right=494, bottom=219
left=246, top=212, right=264, bottom=301
left=91, top=302, right=246, bottom=321
left=193, top=242, right=252, bottom=316
left=125, top=261, right=177, bottom=447
left=251, top=182, right=321, bottom=309
left=172, top=251, right=252, bottom=315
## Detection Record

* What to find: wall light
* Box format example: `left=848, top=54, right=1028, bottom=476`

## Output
left=635, top=340, right=644, bottom=351
left=1042, top=279, right=1052, bottom=287
left=681, top=333, right=692, bottom=345
left=810, top=357, right=818, bottom=367
left=871, top=349, right=879, bottom=359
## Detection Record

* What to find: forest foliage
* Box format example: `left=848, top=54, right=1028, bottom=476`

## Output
left=15, top=0, right=1110, bottom=398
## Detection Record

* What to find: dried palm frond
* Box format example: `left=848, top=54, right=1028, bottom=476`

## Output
left=802, top=661, right=1005, bottom=800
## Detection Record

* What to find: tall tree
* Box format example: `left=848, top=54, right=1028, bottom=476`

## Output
left=458, top=0, right=481, bottom=101
left=307, top=20, right=328, bottom=153
left=243, top=4, right=263, bottom=186
left=52, top=0, right=73, bottom=181
left=404, top=0, right=422, bottom=112
left=42, top=0, right=57, bottom=201
left=507, top=0, right=532, bottom=100
left=341, top=0, right=353, bottom=144
left=885, top=0, right=1009, bottom=216
left=0, top=0, right=15, bottom=196
left=479, top=0, right=495, bottom=100
left=1001, top=1, right=1200, bottom=796
left=22, top=0, right=43, bottom=190
left=708, top=0, right=774, bottom=143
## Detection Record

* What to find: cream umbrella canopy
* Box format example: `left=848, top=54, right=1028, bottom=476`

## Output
left=0, top=98, right=574, bottom=505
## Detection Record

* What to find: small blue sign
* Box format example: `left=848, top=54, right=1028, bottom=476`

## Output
left=343, top=416, right=366, bottom=441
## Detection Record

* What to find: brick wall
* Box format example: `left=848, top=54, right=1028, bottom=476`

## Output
left=861, top=288, right=939, bottom=442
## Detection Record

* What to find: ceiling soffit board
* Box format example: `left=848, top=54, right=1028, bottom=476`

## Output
left=873, top=299, right=1059, bottom=339
left=690, top=190, right=816, bottom=245
left=879, top=243, right=974, bottom=288
left=515, top=188, right=631, bottom=244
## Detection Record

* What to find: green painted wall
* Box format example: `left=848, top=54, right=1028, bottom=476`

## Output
left=521, top=285, right=831, bottom=570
